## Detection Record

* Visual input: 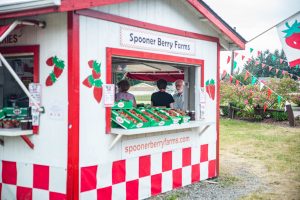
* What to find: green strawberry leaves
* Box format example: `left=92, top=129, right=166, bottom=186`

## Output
left=282, top=20, right=300, bottom=38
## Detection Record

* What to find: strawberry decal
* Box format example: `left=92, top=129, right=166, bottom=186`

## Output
left=205, top=79, right=215, bottom=100
left=82, top=60, right=103, bottom=103
left=45, top=56, right=65, bottom=86
left=282, top=20, right=300, bottom=50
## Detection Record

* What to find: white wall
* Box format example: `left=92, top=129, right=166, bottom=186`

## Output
left=79, top=0, right=218, bottom=167
left=0, top=13, right=68, bottom=168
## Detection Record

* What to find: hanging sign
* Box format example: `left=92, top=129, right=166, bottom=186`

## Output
left=120, top=26, right=196, bottom=56
left=103, top=84, right=115, bottom=107
left=29, top=83, right=42, bottom=106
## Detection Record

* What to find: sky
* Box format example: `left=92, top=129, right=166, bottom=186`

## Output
left=203, top=0, right=300, bottom=71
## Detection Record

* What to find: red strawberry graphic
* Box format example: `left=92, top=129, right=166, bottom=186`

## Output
left=53, top=67, right=63, bottom=77
left=210, top=79, right=215, bottom=100
left=88, top=60, right=94, bottom=68
left=45, top=56, right=65, bottom=86
left=46, top=57, right=54, bottom=66
left=205, top=80, right=211, bottom=99
left=46, top=76, right=53, bottom=86
left=93, top=87, right=103, bottom=103
left=92, top=69, right=101, bottom=79
left=82, top=77, right=92, bottom=88
left=282, top=20, right=300, bottom=50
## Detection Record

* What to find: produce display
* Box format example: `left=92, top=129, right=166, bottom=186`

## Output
left=0, top=107, right=31, bottom=129
left=111, top=100, right=192, bottom=129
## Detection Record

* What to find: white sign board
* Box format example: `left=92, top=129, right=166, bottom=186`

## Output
left=29, top=83, right=42, bottom=106
left=120, top=26, right=196, bottom=56
left=103, top=84, right=115, bottom=107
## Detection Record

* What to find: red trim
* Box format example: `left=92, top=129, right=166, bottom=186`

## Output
left=106, top=48, right=204, bottom=133
left=187, top=0, right=245, bottom=49
left=0, top=0, right=131, bottom=19
left=289, top=58, right=300, bottom=67
left=76, top=9, right=219, bottom=43
left=67, top=11, right=80, bottom=200
left=0, top=45, right=39, bottom=83
left=216, top=43, right=220, bottom=177
left=20, top=135, right=34, bottom=149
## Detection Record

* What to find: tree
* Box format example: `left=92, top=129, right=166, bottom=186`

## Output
left=243, top=49, right=300, bottom=80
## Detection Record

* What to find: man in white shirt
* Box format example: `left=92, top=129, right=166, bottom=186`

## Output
left=173, top=79, right=184, bottom=110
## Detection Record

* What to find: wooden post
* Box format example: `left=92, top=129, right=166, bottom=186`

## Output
left=228, top=103, right=234, bottom=119
left=285, top=103, right=295, bottom=127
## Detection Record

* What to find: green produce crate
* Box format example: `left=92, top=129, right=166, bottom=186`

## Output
left=0, top=109, right=5, bottom=120
left=151, top=109, right=173, bottom=126
left=138, top=108, right=166, bottom=126
left=158, top=109, right=181, bottom=124
left=127, top=109, right=152, bottom=128
left=112, top=100, right=133, bottom=109
left=162, top=109, right=190, bottom=124
left=111, top=109, right=144, bottom=129
left=4, top=107, right=28, bottom=117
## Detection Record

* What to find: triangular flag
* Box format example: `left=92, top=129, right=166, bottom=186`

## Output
left=269, top=66, right=273, bottom=71
left=275, top=69, right=279, bottom=74
left=259, top=82, right=264, bottom=91
left=244, top=71, right=250, bottom=80
left=255, top=61, right=260, bottom=66
left=257, top=51, right=261, bottom=56
left=272, top=55, right=277, bottom=62
left=227, top=56, right=231, bottom=64
left=262, top=63, right=266, bottom=68
left=263, top=103, right=268, bottom=112
left=251, top=76, right=257, bottom=85
left=250, top=48, right=254, bottom=53
left=247, top=58, right=251, bottom=64
left=279, top=59, right=284, bottom=64
left=267, top=88, right=272, bottom=99
left=235, top=79, right=240, bottom=86
left=229, top=75, right=233, bottom=83
left=277, top=95, right=282, bottom=105
left=234, top=52, right=239, bottom=58
left=233, top=61, right=237, bottom=69
left=242, top=55, right=245, bottom=60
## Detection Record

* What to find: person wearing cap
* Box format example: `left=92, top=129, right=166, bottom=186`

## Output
left=173, top=79, right=184, bottom=110
left=151, top=79, right=174, bottom=108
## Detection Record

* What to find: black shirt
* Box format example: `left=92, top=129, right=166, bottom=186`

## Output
left=151, top=91, right=175, bottom=108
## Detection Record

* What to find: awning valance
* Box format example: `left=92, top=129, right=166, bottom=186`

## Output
left=126, top=71, right=184, bottom=82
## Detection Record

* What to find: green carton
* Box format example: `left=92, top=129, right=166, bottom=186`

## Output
left=112, top=100, right=133, bottom=109
left=157, top=108, right=181, bottom=125
left=111, top=109, right=144, bottom=129
left=151, top=109, right=173, bottom=126
left=127, top=109, right=152, bottom=128
left=4, top=107, right=28, bottom=117
left=138, top=108, right=166, bottom=126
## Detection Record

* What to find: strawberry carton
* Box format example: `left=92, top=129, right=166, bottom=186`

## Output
left=138, top=108, right=166, bottom=127
left=128, top=109, right=152, bottom=128
left=111, top=109, right=144, bottom=129
left=154, top=108, right=180, bottom=125
left=112, top=100, right=133, bottom=109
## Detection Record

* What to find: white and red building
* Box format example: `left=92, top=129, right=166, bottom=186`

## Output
left=0, top=0, right=246, bottom=199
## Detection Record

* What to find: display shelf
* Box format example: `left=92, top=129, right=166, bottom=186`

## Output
left=109, top=121, right=215, bottom=149
left=0, top=129, right=33, bottom=136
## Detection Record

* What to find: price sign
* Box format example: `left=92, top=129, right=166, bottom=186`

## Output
left=29, top=83, right=42, bottom=106
left=103, top=84, right=115, bottom=107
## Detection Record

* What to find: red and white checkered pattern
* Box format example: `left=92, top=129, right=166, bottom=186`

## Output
left=0, top=161, right=67, bottom=200
left=80, top=143, right=217, bottom=200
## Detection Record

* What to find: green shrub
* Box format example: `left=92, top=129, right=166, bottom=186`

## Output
left=290, top=94, right=300, bottom=106
left=271, top=111, right=288, bottom=121
left=221, top=106, right=229, bottom=116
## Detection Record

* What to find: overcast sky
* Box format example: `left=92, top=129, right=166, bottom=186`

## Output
left=203, top=0, right=300, bottom=70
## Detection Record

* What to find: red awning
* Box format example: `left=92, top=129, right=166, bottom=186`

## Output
left=126, top=71, right=184, bottom=82
left=0, top=20, right=45, bottom=43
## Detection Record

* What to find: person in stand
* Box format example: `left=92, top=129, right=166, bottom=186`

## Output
left=115, top=79, right=136, bottom=106
left=151, top=79, right=174, bottom=108
left=173, top=79, right=185, bottom=110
